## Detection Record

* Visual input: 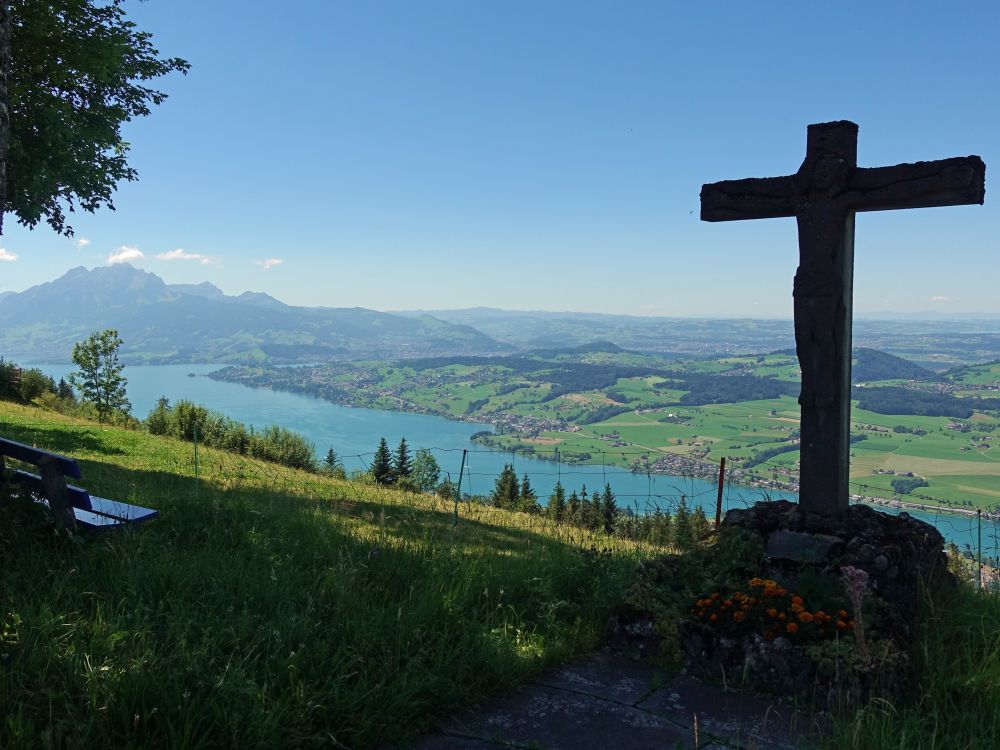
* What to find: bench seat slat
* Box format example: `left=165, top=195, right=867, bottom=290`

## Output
left=73, top=508, right=126, bottom=530
left=88, top=496, right=159, bottom=523
left=0, top=437, right=83, bottom=478
left=10, top=469, right=93, bottom=511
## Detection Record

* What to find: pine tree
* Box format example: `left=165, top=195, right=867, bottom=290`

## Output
left=490, top=464, right=519, bottom=509
left=673, top=496, right=694, bottom=551
left=601, top=483, right=617, bottom=535
left=567, top=490, right=580, bottom=525
left=548, top=481, right=566, bottom=523
left=324, top=447, right=346, bottom=479
left=57, top=377, right=74, bottom=401
left=371, top=438, right=394, bottom=485
left=393, top=437, right=412, bottom=480
left=519, top=473, right=539, bottom=513
left=692, top=505, right=711, bottom=541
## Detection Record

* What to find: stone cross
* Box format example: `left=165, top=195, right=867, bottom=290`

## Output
left=701, top=121, right=985, bottom=516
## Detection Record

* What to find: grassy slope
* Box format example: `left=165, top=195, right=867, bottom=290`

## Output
left=0, top=403, right=649, bottom=749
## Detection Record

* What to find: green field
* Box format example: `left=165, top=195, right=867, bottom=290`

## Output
left=215, top=349, right=1000, bottom=509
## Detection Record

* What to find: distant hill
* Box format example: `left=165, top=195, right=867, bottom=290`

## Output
left=0, top=265, right=509, bottom=363
left=852, top=348, right=934, bottom=382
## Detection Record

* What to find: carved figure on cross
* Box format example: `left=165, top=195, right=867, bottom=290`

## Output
left=701, top=121, right=984, bottom=516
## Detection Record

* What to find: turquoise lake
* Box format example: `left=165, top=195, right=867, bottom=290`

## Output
left=27, top=364, right=995, bottom=553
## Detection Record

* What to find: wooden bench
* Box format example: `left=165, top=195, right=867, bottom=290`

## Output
left=0, top=436, right=158, bottom=531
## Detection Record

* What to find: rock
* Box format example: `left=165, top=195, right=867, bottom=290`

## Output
left=766, top=530, right=843, bottom=563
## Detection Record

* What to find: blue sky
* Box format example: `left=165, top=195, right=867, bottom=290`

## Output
left=1, top=1, right=997, bottom=316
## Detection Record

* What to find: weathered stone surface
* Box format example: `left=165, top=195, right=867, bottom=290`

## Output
left=405, top=653, right=817, bottom=750
left=766, top=529, right=843, bottom=563
left=701, top=121, right=985, bottom=517
left=722, top=500, right=954, bottom=636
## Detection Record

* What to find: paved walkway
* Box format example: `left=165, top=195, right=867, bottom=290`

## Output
left=405, top=652, right=827, bottom=750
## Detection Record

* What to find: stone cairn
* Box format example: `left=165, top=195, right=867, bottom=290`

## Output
left=678, top=501, right=954, bottom=708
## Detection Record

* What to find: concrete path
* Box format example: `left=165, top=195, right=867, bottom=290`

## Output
left=404, top=652, right=827, bottom=749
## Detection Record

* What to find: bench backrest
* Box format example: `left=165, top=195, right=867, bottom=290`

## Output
left=0, top=437, right=83, bottom=479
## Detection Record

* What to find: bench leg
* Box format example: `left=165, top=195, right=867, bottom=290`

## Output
left=38, top=456, right=77, bottom=531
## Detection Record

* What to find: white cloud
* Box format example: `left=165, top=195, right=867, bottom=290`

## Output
left=0, top=248, right=17, bottom=262
left=254, top=258, right=283, bottom=270
left=107, top=246, right=145, bottom=265
left=930, top=295, right=950, bottom=302
left=156, top=248, right=220, bottom=265
left=73, top=237, right=91, bottom=250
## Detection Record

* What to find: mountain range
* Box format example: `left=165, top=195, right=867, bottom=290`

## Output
left=0, top=265, right=508, bottom=363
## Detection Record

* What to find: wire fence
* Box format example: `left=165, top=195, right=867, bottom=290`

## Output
left=3, top=416, right=998, bottom=587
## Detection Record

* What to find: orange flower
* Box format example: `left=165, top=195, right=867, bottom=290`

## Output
left=838, top=609, right=849, bottom=619
left=785, top=622, right=799, bottom=634
left=836, top=621, right=848, bottom=630
left=710, top=613, right=718, bottom=622
left=767, top=608, right=778, bottom=618
left=815, top=610, right=827, bottom=620
left=791, top=603, right=804, bottom=614
left=778, top=612, right=787, bottom=621
left=791, top=595, right=804, bottom=606
left=798, top=612, right=814, bottom=623
left=733, top=611, right=746, bottom=622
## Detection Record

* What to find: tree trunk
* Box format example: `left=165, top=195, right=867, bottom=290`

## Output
left=0, top=2, right=10, bottom=236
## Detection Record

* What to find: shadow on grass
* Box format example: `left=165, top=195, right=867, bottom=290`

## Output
left=4, top=454, right=631, bottom=749
left=0, top=420, right=128, bottom=457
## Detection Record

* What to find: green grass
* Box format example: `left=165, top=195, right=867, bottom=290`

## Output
left=823, top=584, right=1000, bottom=750
left=0, top=402, right=651, bottom=749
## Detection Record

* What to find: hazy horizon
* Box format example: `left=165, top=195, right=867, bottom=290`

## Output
left=1, top=2, right=997, bottom=317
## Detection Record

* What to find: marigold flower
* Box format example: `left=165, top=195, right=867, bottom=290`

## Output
left=785, top=622, right=798, bottom=634
left=778, top=612, right=786, bottom=621
left=836, top=621, right=847, bottom=630
left=710, top=613, right=718, bottom=622
left=733, top=611, right=745, bottom=622
left=791, top=603, right=804, bottom=614
left=798, top=612, right=813, bottom=623
left=791, top=595, right=804, bottom=606
left=815, top=610, right=827, bottom=620
left=838, top=609, right=849, bottom=619
left=767, top=608, right=778, bottom=618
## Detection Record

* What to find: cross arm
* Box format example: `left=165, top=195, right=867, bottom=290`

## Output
left=850, top=156, right=985, bottom=213
left=700, top=175, right=799, bottom=222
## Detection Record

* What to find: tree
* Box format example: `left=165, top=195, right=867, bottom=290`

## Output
left=548, top=481, right=566, bottom=523
left=672, top=496, right=694, bottom=551
left=324, top=447, right=346, bottom=479
left=436, top=476, right=457, bottom=501
left=393, top=438, right=412, bottom=481
left=371, top=437, right=394, bottom=485
left=4, top=1, right=189, bottom=236
left=567, top=490, right=580, bottom=525
left=70, top=329, right=129, bottom=422
left=57, top=377, right=74, bottom=401
left=411, top=448, right=441, bottom=493
left=692, top=505, right=711, bottom=541
left=519, top=473, right=539, bottom=513
left=601, top=483, right=617, bottom=535
left=490, top=464, right=519, bottom=509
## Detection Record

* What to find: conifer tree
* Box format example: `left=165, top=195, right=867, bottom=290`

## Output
left=673, top=496, right=694, bottom=551
left=57, top=377, right=74, bottom=401
left=519, top=473, right=539, bottom=513
left=393, top=437, right=412, bottom=480
left=601, top=483, right=617, bottom=535
left=548, top=481, right=566, bottom=523
left=490, top=464, right=519, bottom=509
left=568, top=490, right=580, bottom=525
left=692, top=505, right=711, bottom=541
left=371, top=437, right=394, bottom=485
left=324, top=447, right=346, bottom=479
